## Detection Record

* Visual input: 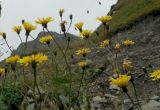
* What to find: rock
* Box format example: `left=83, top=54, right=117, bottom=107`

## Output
left=59, top=95, right=69, bottom=104
left=150, top=95, right=159, bottom=101
left=91, top=96, right=113, bottom=110
left=86, top=59, right=93, bottom=64
left=109, top=84, right=120, bottom=91
left=124, top=99, right=130, bottom=104
left=27, top=103, right=35, bottom=110
left=109, top=84, right=120, bottom=95
left=92, top=96, right=106, bottom=103
left=27, top=97, right=34, bottom=103
left=27, top=89, right=34, bottom=98
left=142, top=100, right=160, bottom=110
left=112, top=74, right=118, bottom=78
left=151, top=35, right=160, bottom=43
left=148, top=31, right=154, bottom=36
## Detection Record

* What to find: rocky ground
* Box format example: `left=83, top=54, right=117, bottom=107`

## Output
left=82, top=15, right=160, bottom=110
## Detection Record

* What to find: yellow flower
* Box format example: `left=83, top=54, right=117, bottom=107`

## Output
left=22, top=21, right=36, bottom=36
left=75, top=22, right=84, bottom=32
left=0, top=32, right=6, bottom=39
left=18, top=53, right=48, bottom=66
left=123, top=39, right=135, bottom=46
left=111, top=75, right=131, bottom=88
left=80, top=29, right=92, bottom=39
left=0, top=68, right=5, bottom=76
left=115, top=43, right=121, bottom=49
left=39, top=35, right=53, bottom=45
left=5, top=55, right=20, bottom=64
left=18, top=56, right=32, bottom=66
left=35, top=17, right=54, bottom=28
left=150, top=69, right=160, bottom=81
left=30, top=53, right=48, bottom=63
left=76, top=48, right=91, bottom=57
left=78, top=61, right=87, bottom=69
left=13, top=26, right=22, bottom=34
left=59, top=8, right=65, bottom=17
left=99, top=39, right=110, bottom=48
left=97, top=15, right=112, bottom=24
left=122, top=59, right=132, bottom=71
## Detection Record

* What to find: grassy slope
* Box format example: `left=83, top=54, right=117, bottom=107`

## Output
left=93, top=0, right=160, bottom=38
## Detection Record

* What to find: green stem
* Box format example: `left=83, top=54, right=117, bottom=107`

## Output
left=29, top=34, right=35, bottom=40
left=64, top=32, right=70, bottom=54
left=103, top=24, right=106, bottom=38
left=131, top=81, right=142, bottom=110
left=5, top=39, right=12, bottom=52
left=33, top=67, right=41, bottom=110
left=67, top=19, right=72, bottom=33
left=46, top=28, right=72, bottom=78
left=24, top=35, right=28, bottom=54
left=125, top=91, right=135, bottom=107
left=46, top=28, right=72, bottom=103
left=48, top=45, right=59, bottom=78
left=22, top=67, right=25, bottom=82
left=60, top=17, right=63, bottom=34
left=77, top=69, right=85, bottom=98
left=18, top=34, right=23, bottom=43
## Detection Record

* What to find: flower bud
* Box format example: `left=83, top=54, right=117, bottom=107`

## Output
left=69, top=14, right=73, bottom=20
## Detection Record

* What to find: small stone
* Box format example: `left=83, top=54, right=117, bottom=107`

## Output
left=92, top=96, right=106, bottom=103
left=112, top=74, right=118, bottom=78
left=109, top=84, right=120, bottom=91
left=124, top=99, right=130, bottom=104
left=59, top=95, right=69, bottom=104
left=150, top=95, right=159, bottom=101
left=104, top=94, right=118, bottom=99
left=27, top=97, right=34, bottom=103
left=148, top=31, right=154, bottom=36
left=142, top=100, right=160, bottom=110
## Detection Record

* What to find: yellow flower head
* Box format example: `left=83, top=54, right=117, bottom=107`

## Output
left=80, top=29, right=92, bottom=39
left=75, top=22, right=84, bottom=32
left=122, top=59, right=132, bottom=71
left=115, top=43, right=121, bottom=49
left=59, top=8, right=65, bottom=17
left=78, top=61, right=87, bottom=69
left=35, top=17, right=54, bottom=28
left=18, top=56, right=32, bottom=66
left=123, top=39, right=135, bottom=46
left=22, top=21, right=36, bottom=36
left=5, top=55, right=20, bottom=64
left=111, top=75, right=131, bottom=88
left=99, top=39, right=110, bottom=48
left=97, top=15, right=112, bottom=24
left=150, top=69, right=160, bottom=81
left=13, top=26, right=22, bottom=34
left=76, top=48, right=91, bottom=57
left=39, top=35, right=53, bottom=45
left=30, top=53, right=48, bottom=63
left=0, top=68, right=5, bottom=76
left=0, top=32, right=6, bottom=39
left=18, top=53, right=48, bottom=66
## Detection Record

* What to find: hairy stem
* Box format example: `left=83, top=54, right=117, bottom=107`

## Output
left=4, top=39, right=12, bottom=52
left=131, top=81, right=142, bottom=110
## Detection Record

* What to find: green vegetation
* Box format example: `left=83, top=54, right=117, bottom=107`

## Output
left=94, top=0, right=160, bottom=37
